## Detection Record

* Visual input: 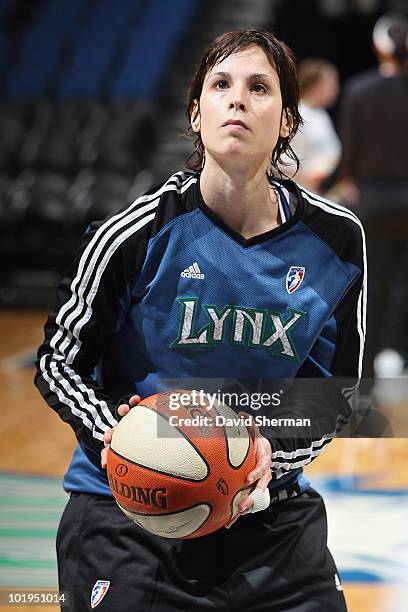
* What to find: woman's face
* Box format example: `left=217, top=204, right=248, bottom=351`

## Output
left=192, top=45, right=290, bottom=170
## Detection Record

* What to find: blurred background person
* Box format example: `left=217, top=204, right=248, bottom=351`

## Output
left=288, top=58, right=341, bottom=193
left=338, top=13, right=408, bottom=378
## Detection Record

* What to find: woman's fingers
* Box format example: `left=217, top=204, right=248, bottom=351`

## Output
left=129, top=394, right=141, bottom=406
left=256, top=465, right=273, bottom=491
left=103, top=427, right=113, bottom=446
left=241, top=487, right=271, bottom=515
left=224, top=513, right=241, bottom=529
left=101, top=446, right=109, bottom=469
left=237, top=493, right=254, bottom=515
left=117, top=403, right=129, bottom=418
left=102, top=395, right=141, bottom=469
left=227, top=413, right=272, bottom=519
left=101, top=425, right=114, bottom=469
left=246, top=437, right=272, bottom=484
left=226, top=483, right=271, bottom=526
left=117, top=395, right=141, bottom=418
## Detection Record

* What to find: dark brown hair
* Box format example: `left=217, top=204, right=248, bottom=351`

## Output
left=185, top=28, right=302, bottom=177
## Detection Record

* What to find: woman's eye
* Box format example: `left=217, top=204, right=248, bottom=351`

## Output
left=251, top=83, right=267, bottom=93
left=213, top=80, right=266, bottom=92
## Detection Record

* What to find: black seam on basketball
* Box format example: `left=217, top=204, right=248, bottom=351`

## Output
left=114, top=400, right=212, bottom=479
left=116, top=500, right=213, bottom=538
left=229, top=484, right=254, bottom=518
left=108, top=446, right=209, bottom=483
left=117, top=499, right=212, bottom=518
left=211, top=402, right=251, bottom=470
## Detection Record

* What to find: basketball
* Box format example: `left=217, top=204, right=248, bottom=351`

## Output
left=106, top=390, right=256, bottom=539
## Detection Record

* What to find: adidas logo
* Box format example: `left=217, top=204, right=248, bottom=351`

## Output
left=180, top=262, right=205, bottom=280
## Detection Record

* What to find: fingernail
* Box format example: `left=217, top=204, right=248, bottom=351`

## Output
left=247, top=476, right=254, bottom=484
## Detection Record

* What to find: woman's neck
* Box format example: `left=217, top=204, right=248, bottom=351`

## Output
left=199, top=156, right=281, bottom=239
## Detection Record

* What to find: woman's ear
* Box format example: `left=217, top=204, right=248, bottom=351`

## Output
left=190, top=99, right=201, bottom=133
left=280, top=109, right=292, bottom=139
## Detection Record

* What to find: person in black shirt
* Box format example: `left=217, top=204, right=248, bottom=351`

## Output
left=338, top=13, right=408, bottom=377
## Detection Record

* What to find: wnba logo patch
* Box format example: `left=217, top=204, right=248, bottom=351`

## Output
left=90, top=580, right=110, bottom=608
left=286, top=266, right=305, bottom=294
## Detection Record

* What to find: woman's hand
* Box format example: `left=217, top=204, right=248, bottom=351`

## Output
left=224, top=413, right=272, bottom=528
left=101, top=395, right=141, bottom=469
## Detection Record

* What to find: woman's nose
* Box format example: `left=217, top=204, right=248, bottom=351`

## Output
left=230, top=100, right=245, bottom=110
left=228, top=87, right=247, bottom=110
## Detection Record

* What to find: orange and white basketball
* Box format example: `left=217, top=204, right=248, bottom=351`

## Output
left=107, top=390, right=256, bottom=539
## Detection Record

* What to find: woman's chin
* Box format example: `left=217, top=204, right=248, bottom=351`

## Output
left=208, top=148, right=268, bottom=171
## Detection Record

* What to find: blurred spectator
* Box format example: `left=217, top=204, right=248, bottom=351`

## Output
left=338, top=13, right=408, bottom=377
left=287, top=59, right=341, bottom=193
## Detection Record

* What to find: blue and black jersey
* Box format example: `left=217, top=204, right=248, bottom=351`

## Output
left=35, top=171, right=366, bottom=496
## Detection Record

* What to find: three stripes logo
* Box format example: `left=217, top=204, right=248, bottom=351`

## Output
left=181, top=262, right=205, bottom=280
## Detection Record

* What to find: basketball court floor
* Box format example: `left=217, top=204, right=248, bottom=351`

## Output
left=1, top=310, right=407, bottom=611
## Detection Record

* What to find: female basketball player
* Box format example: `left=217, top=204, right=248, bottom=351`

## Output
left=36, top=28, right=365, bottom=611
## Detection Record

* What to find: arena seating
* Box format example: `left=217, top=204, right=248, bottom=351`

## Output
left=0, top=0, right=199, bottom=305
